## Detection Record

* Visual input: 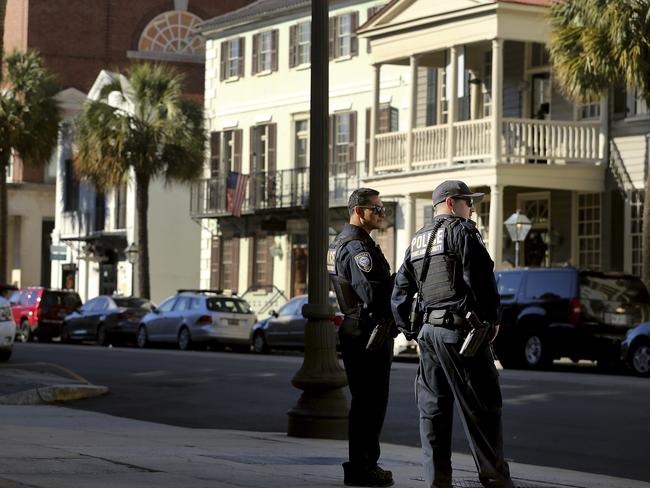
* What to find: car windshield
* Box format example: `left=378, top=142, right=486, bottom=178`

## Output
left=113, top=297, right=152, bottom=310
left=206, top=297, right=253, bottom=314
left=580, top=275, right=650, bottom=303
left=41, top=291, right=82, bottom=308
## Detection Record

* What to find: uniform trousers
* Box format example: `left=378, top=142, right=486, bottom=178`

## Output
left=339, top=318, right=394, bottom=469
left=416, top=323, right=513, bottom=488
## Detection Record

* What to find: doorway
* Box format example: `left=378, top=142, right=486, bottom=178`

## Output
left=517, top=192, right=551, bottom=267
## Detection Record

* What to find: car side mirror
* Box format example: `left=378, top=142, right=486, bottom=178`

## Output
left=151, top=306, right=159, bottom=313
left=269, top=309, right=278, bottom=318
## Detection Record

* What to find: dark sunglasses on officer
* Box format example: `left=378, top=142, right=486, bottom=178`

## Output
left=452, top=196, right=474, bottom=208
left=357, top=205, right=387, bottom=216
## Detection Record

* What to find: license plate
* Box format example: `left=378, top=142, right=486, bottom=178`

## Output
left=227, top=319, right=239, bottom=326
left=604, top=313, right=630, bottom=326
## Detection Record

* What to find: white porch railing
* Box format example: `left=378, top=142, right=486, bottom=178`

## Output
left=375, top=132, right=406, bottom=171
left=372, top=117, right=603, bottom=173
left=502, top=118, right=601, bottom=163
left=453, top=119, right=492, bottom=161
left=413, top=126, right=447, bottom=168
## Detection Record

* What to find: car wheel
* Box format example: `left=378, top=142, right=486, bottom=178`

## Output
left=630, top=340, right=650, bottom=377
left=20, top=320, right=32, bottom=343
left=0, top=349, right=11, bottom=362
left=177, top=327, right=191, bottom=351
left=96, top=324, right=109, bottom=347
left=252, top=331, right=268, bottom=354
left=137, top=326, right=149, bottom=349
left=523, top=333, right=550, bottom=369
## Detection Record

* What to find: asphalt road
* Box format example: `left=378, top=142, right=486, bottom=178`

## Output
left=8, top=342, right=650, bottom=482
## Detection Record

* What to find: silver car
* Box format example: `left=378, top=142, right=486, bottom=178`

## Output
left=137, top=290, right=256, bottom=351
left=0, top=296, right=16, bottom=362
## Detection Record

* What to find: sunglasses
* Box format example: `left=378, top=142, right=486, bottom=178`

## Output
left=357, top=205, right=387, bottom=216
left=452, top=197, right=474, bottom=208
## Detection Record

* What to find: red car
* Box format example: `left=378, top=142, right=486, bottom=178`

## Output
left=11, top=287, right=82, bottom=342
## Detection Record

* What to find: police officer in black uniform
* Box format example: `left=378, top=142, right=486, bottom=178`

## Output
left=328, top=188, right=395, bottom=487
left=391, top=181, right=514, bottom=488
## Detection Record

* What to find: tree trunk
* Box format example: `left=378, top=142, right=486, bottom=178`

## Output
left=642, top=180, right=650, bottom=287
left=0, top=159, right=8, bottom=283
left=135, top=171, right=150, bottom=299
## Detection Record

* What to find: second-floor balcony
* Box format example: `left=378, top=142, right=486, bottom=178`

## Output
left=373, top=117, right=603, bottom=174
left=190, top=161, right=364, bottom=219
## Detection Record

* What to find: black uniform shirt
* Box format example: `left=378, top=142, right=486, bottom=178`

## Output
left=331, top=223, right=393, bottom=320
left=391, top=215, right=500, bottom=329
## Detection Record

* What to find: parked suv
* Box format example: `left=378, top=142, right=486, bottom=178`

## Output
left=137, top=290, right=257, bottom=351
left=11, top=288, right=82, bottom=342
left=494, top=268, right=650, bottom=369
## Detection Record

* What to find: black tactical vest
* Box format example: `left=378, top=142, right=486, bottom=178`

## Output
left=409, top=218, right=463, bottom=308
left=327, top=235, right=364, bottom=315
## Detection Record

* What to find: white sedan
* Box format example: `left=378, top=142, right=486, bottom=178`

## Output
left=0, top=296, right=16, bottom=362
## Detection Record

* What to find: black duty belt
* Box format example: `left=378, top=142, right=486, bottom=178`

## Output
left=426, top=310, right=466, bottom=329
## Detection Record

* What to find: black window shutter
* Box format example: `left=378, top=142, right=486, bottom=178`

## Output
left=350, top=12, right=359, bottom=57
left=289, top=25, right=297, bottom=68
left=328, top=17, right=336, bottom=60
left=252, top=34, right=259, bottom=75
left=348, top=111, right=357, bottom=163
left=210, top=131, right=221, bottom=176
left=238, top=37, right=245, bottom=78
left=220, top=42, right=227, bottom=81
left=271, top=30, right=279, bottom=71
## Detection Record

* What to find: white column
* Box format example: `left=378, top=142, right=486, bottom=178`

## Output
left=488, top=184, right=503, bottom=268
left=447, top=46, right=458, bottom=165
left=491, top=38, right=504, bottom=165
left=406, top=55, right=419, bottom=171
left=599, top=94, right=609, bottom=162
left=397, top=194, right=416, bottom=266
left=369, top=64, right=381, bottom=177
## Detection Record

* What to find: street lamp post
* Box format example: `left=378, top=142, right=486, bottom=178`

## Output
left=287, top=0, right=348, bottom=439
left=504, top=210, right=532, bottom=268
left=125, top=242, right=138, bottom=296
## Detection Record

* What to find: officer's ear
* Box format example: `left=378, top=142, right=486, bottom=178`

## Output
left=445, top=197, right=455, bottom=209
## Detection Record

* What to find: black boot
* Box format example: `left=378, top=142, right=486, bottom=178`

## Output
left=343, top=462, right=394, bottom=487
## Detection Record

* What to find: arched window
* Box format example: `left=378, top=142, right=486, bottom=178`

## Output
left=138, top=11, right=204, bottom=57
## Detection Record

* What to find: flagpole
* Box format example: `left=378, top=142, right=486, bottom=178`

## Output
left=287, top=0, right=348, bottom=439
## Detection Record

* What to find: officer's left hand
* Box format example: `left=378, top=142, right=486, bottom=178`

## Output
left=490, top=324, right=500, bottom=343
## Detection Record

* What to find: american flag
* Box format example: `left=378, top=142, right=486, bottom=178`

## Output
left=226, top=171, right=249, bottom=217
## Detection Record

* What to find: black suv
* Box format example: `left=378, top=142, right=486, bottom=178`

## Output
left=494, top=267, right=650, bottom=369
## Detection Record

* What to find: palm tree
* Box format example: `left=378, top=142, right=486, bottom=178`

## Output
left=549, top=0, right=650, bottom=282
left=75, top=63, right=205, bottom=299
left=0, top=50, right=61, bottom=282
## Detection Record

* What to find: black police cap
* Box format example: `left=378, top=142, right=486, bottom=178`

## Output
left=431, top=180, right=485, bottom=206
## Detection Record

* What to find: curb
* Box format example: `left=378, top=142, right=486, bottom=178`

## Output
left=0, top=384, right=109, bottom=405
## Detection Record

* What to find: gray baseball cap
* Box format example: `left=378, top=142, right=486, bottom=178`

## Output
left=431, top=180, right=484, bottom=206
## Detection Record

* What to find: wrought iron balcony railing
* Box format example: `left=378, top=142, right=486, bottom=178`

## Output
left=190, top=161, right=365, bottom=219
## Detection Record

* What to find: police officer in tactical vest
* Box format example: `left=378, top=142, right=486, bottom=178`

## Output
left=391, top=181, right=514, bottom=488
left=328, top=188, right=396, bottom=487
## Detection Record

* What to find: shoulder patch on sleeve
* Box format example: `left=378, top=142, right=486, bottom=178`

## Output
left=354, top=252, right=373, bottom=272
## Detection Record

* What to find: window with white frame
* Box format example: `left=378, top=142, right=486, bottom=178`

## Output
left=297, top=22, right=310, bottom=65
left=440, top=67, right=448, bottom=124
left=631, top=190, right=644, bottom=277
left=294, top=119, right=309, bottom=168
left=482, top=51, right=492, bottom=118
left=474, top=197, right=490, bottom=249
left=329, top=12, right=358, bottom=60
left=220, top=38, right=244, bottom=80
left=578, top=97, right=601, bottom=120
left=577, top=192, right=602, bottom=270
left=629, top=88, right=649, bottom=117
left=252, top=30, right=278, bottom=74
left=335, top=113, right=351, bottom=163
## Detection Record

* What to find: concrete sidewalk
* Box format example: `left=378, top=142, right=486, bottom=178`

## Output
left=0, top=364, right=647, bottom=488
left=0, top=405, right=647, bottom=488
